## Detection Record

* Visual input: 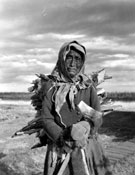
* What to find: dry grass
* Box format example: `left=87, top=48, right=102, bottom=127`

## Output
left=0, top=104, right=35, bottom=122
left=0, top=101, right=135, bottom=175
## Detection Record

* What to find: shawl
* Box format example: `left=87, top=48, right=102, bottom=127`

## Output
left=49, top=41, right=92, bottom=125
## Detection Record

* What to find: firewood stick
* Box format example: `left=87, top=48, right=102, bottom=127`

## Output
left=57, top=153, right=70, bottom=175
left=81, top=149, right=90, bottom=175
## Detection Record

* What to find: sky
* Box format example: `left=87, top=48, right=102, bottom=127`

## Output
left=0, top=0, right=135, bottom=92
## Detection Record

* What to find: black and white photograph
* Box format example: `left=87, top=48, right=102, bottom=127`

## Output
left=0, top=0, right=135, bottom=175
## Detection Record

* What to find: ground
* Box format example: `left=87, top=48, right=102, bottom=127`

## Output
left=0, top=101, right=135, bottom=175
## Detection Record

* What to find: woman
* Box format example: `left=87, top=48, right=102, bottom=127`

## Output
left=41, top=41, right=111, bottom=175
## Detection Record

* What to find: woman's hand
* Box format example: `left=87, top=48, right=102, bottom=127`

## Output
left=71, top=121, right=90, bottom=148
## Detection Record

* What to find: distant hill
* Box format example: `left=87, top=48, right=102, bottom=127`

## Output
left=106, top=92, right=135, bottom=101
left=0, top=92, right=31, bottom=100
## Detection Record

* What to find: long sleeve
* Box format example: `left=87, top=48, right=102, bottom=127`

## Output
left=41, top=89, right=63, bottom=143
left=90, top=85, right=103, bottom=130
left=90, top=85, right=101, bottom=112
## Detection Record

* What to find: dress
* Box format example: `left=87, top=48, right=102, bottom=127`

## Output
left=41, top=81, right=111, bottom=175
left=40, top=41, right=112, bottom=175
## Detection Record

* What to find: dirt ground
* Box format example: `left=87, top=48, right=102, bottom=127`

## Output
left=0, top=101, right=135, bottom=175
left=99, top=104, right=135, bottom=175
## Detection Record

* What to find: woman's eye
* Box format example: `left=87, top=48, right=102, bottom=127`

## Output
left=75, top=57, right=81, bottom=61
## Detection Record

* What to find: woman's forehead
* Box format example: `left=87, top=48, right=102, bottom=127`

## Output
left=67, top=49, right=82, bottom=57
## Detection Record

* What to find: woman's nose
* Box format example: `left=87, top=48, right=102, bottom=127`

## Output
left=71, top=58, right=76, bottom=66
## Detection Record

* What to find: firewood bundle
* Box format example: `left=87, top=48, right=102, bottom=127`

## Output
left=12, top=69, right=118, bottom=149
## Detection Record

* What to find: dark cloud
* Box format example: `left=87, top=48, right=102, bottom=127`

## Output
left=28, top=0, right=135, bottom=38
left=2, top=0, right=135, bottom=38
left=2, top=0, right=135, bottom=54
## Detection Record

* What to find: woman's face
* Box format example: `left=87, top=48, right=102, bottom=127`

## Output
left=65, top=49, right=83, bottom=78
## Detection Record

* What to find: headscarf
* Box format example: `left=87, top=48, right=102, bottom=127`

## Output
left=50, top=41, right=92, bottom=126
left=51, top=41, right=86, bottom=82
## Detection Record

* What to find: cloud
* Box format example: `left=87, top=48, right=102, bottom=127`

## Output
left=84, top=37, right=135, bottom=53
left=0, top=0, right=135, bottom=92
left=111, top=54, right=129, bottom=58
left=1, top=0, right=135, bottom=54
left=103, top=58, right=135, bottom=69
left=33, top=0, right=135, bottom=39
left=0, top=53, right=55, bottom=85
left=51, top=33, right=85, bottom=40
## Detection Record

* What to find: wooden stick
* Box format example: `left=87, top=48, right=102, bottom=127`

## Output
left=81, top=149, right=90, bottom=175
left=57, top=153, right=70, bottom=175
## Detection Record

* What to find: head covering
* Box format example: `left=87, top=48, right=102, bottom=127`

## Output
left=51, top=40, right=86, bottom=82
left=49, top=41, right=91, bottom=127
